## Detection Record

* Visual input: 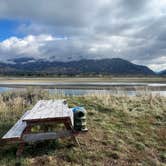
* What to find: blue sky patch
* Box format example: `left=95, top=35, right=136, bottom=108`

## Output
left=0, top=19, right=24, bottom=41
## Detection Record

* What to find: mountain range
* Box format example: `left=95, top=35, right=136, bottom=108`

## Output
left=159, top=70, right=166, bottom=76
left=0, top=57, right=164, bottom=76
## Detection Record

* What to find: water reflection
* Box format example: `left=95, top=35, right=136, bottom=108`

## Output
left=0, top=87, right=165, bottom=97
left=49, top=88, right=166, bottom=96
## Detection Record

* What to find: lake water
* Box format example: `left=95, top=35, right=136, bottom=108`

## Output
left=49, top=88, right=166, bottom=96
left=0, top=83, right=165, bottom=96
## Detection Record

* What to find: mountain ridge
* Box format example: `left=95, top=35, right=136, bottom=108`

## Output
left=0, top=58, right=156, bottom=76
left=159, top=70, right=166, bottom=76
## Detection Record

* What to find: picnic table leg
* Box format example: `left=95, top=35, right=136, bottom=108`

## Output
left=16, top=125, right=32, bottom=156
left=72, top=135, right=80, bottom=146
left=16, top=142, right=25, bottom=157
left=64, top=121, right=80, bottom=146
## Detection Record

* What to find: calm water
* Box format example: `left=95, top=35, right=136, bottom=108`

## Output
left=0, top=86, right=165, bottom=96
left=49, top=89, right=166, bottom=96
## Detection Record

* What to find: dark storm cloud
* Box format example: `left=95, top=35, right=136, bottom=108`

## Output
left=0, top=0, right=165, bottom=71
left=0, top=0, right=97, bottom=27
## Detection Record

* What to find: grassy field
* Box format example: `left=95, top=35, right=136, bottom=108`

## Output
left=0, top=88, right=165, bottom=166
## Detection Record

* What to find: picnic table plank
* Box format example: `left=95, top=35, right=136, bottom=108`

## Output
left=23, top=100, right=73, bottom=125
left=23, top=100, right=62, bottom=120
left=23, top=131, right=73, bottom=143
left=26, top=100, right=53, bottom=120
left=2, top=110, right=30, bottom=141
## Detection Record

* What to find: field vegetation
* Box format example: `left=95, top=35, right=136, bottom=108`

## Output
left=0, top=88, right=165, bottom=166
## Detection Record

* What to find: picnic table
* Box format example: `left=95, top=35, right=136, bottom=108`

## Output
left=1, top=99, right=80, bottom=156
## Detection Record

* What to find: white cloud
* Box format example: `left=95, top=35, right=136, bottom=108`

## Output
left=147, top=56, right=166, bottom=72
left=0, top=34, right=56, bottom=59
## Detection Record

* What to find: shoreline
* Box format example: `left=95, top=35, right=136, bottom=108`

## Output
left=0, top=77, right=165, bottom=91
left=0, top=76, right=165, bottom=83
left=0, top=83, right=165, bottom=91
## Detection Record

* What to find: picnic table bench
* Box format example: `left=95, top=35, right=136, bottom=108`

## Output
left=1, top=99, right=81, bottom=156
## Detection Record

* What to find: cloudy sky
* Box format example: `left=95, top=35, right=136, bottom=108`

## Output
left=0, top=0, right=166, bottom=71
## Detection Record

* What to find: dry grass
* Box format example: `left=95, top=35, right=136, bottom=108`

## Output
left=0, top=88, right=165, bottom=166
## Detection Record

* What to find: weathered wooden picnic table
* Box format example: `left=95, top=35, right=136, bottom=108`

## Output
left=1, top=99, right=80, bottom=156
